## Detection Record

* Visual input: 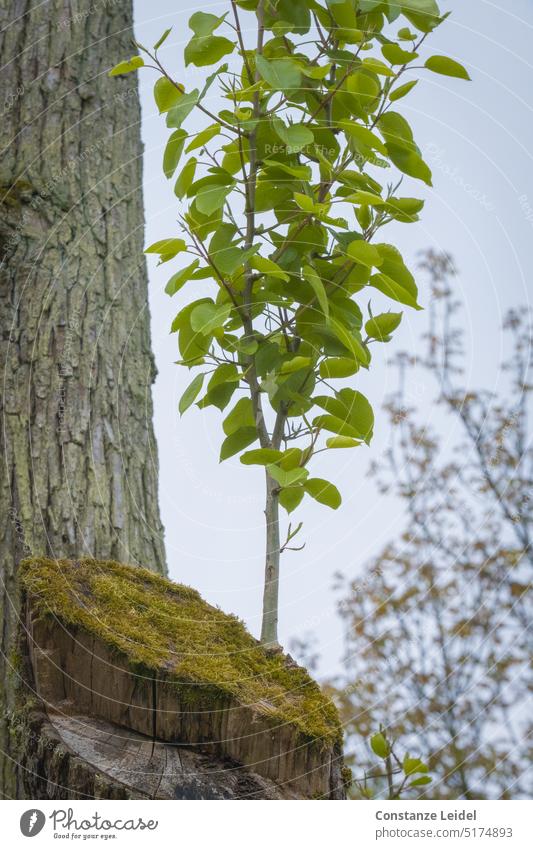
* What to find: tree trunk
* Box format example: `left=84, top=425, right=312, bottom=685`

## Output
left=0, top=0, right=166, bottom=797
left=260, top=471, right=281, bottom=647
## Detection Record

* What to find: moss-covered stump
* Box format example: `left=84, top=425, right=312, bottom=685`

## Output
left=19, top=558, right=346, bottom=799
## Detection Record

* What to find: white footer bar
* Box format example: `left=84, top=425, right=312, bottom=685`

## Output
left=3, top=799, right=531, bottom=847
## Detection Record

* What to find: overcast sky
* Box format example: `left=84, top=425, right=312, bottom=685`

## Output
left=132, top=0, right=533, bottom=673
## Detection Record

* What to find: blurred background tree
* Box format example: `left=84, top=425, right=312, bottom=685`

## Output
left=294, top=251, right=532, bottom=799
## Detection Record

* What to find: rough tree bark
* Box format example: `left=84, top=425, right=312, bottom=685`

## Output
left=0, top=0, right=166, bottom=797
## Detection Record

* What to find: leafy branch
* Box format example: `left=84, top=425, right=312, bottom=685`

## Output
left=110, top=0, right=469, bottom=646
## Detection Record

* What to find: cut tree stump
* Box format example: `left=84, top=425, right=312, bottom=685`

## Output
left=15, top=558, right=347, bottom=800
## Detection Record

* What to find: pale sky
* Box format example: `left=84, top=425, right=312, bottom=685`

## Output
left=133, top=0, right=533, bottom=672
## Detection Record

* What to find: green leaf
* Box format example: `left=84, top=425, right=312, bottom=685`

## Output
left=268, top=465, right=308, bottom=488
left=262, top=160, right=312, bottom=180
left=370, top=732, right=390, bottom=759
left=214, top=244, right=259, bottom=277
left=198, top=363, right=240, bottom=411
left=154, top=77, right=183, bottom=113
left=386, top=196, right=424, bottom=220
left=185, top=36, right=234, bottom=68
left=314, top=388, right=374, bottom=442
left=346, top=240, right=383, bottom=268
left=339, top=122, right=388, bottom=156
left=386, top=143, right=433, bottom=186
left=344, top=189, right=385, bottom=209
left=304, top=478, right=341, bottom=510
left=207, top=363, right=239, bottom=389
left=163, top=129, right=188, bottom=179
left=171, top=298, right=210, bottom=334
left=108, top=56, right=144, bottom=76
left=365, top=311, right=402, bottom=341
left=240, top=449, right=283, bottom=466
left=362, top=58, right=396, bottom=77
left=401, top=0, right=441, bottom=33
left=359, top=0, right=383, bottom=10
left=255, top=343, right=283, bottom=378
left=403, top=757, right=429, bottom=776
left=186, top=124, right=221, bottom=153
left=280, top=448, right=303, bottom=471
left=200, top=363, right=240, bottom=411
left=220, top=142, right=241, bottom=176
left=255, top=55, right=301, bottom=92
left=177, top=317, right=211, bottom=364
left=190, top=301, right=231, bottom=334
left=293, top=193, right=315, bottom=213
left=188, top=11, right=227, bottom=36
left=272, top=0, right=311, bottom=34
left=273, top=118, right=314, bottom=153
left=371, top=271, right=421, bottom=309
left=328, top=318, right=370, bottom=366
left=165, top=260, right=200, bottom=296
left=200, top=63, right=229, bottom=100
left=174, top=158, right=198, bottom=200
left=184, top=14, right=232, bottom=68
left=326, top=436, right=361, bottom=449
left=145, top=238, right=187, bottom=264
left=179, top=373, right=204, bottom=415
left=313, top=414, right=362, bottom=440
left=389, top=79, right=418, bottom=102
left=410, top=776, right=433, bottom=787
left=250, top=255, right=290, bottom=282
left=303, top=265, right=329, bottom=317
left=280, top=355, right=313, bottom=375
left=279, top=486, right=305, bottom=514
left=216, top=247, right=244, bottom=276
left=382, top=43, right=418, bottom=65
left=186, top=200, right=223, bottom=243
left=327, top=0, right=360, bottom=39
left=220, top=427, right=257, bottom=461
left=223, top=397, right=255, bottom=436
left=398, top=26, right=417, bottom=39
left=145, top=238, right=187, bottom=256
left=371, top=244, right=421, bottom=309
left=302, top=63, right=332, bottom=80
left=209, top=222, right=236, bottom=256
left=319, top=358, right=359, bottom=379
left=343, top=69, right=381, bottom=114
left=231, top=81, right=264, bottom=101
left=195, top=182, right=234, bottom=216
left=339, top=388, right=374, bottom=441
left=425, top=55, right=471, bottom=80
left=401, top=0, right=439, bottom=13
left=166, top=89, right=199, bottom=129
left=378, top=111, right=417, bottom=149
left=154, top=28, right=172, bottom=51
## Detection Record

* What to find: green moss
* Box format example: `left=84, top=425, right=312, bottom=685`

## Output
left=9, top=646, right=23, bottom=674
left=341, top=765, right=353, bottom=788
left=20, top=557, right=341, bottom=745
